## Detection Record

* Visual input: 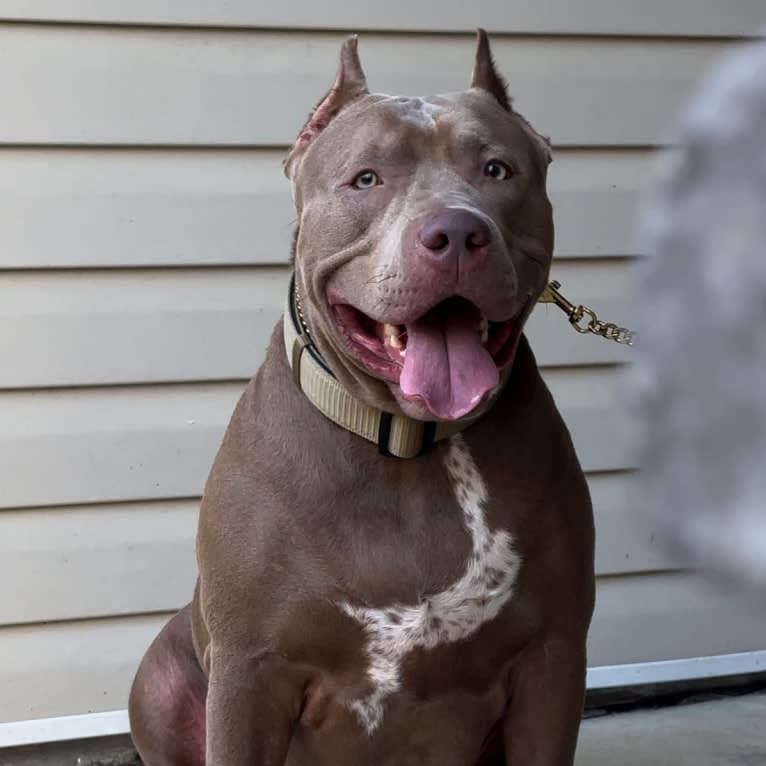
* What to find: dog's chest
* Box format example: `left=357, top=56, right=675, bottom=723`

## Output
left=341, top=434, right=521, bottom=734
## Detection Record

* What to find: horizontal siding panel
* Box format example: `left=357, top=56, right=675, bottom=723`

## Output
left=0, top=1, right=763, bottom=37
left=0, top=383, right=241, bottom=510
left=0, top=501, right=198, bottom=626
left=0, top=26, right=732, bottom=146
left=552, top=150, right=650, bottom=258
left=0, top=260, right=634, bottom=389
left=0, top=473, right=672, bottom=626
left=3, top=572, right=764, bottom=721
left=0, top=267, right=285, bottom=388
left=0, top=149, right=296, bottom=269
left=0, top=370, right=630, bottom=510
left=589, top=573, right=766, bottom=665
left=587, top=471, right=680, bottom=576
left=0, top=148, right=648, bottom=269
left=0, top=613, right=170, bottom=722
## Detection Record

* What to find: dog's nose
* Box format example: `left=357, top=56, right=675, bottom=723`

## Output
left=418, top=210, right=491, bottom=259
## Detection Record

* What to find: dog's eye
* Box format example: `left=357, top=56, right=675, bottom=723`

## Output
left=352, top=170, right=381, bottom=190
left=484, top=160, right=512, bottom=180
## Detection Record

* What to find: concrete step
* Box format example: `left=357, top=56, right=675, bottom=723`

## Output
left=577, top=691, right=766, bottom=766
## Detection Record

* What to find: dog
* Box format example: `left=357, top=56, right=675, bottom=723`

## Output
left=129, top=30, right=595, bottom=766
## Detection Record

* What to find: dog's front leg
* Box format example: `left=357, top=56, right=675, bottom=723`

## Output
left=206, top=646, right=299, bottom=766
left=503, top=639, right=587, bottom=766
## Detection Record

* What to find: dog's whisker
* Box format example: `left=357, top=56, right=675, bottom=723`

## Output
left=365, top=273, right=396, bottom=285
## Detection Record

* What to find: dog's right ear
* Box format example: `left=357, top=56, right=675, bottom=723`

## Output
left=284, top=36, right=369, bottom=179
left=471, top=29, right=511, bottom=112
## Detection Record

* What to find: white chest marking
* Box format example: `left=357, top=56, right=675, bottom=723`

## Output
left=342, top=434, right=522, bottom=734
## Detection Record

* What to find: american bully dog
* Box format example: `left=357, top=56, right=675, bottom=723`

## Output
left=129, top=30, right=595, bottom=766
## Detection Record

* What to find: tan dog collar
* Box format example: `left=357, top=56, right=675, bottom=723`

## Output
left=283, top=276, right=471, bottom=458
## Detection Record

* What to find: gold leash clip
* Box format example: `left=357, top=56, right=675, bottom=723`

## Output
left=540, top=281, right=636, bottom=347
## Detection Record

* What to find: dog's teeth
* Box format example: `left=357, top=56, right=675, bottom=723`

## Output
left=384, top=323, right=402, bottom=349
left=479, top=317, right=489, bottom=345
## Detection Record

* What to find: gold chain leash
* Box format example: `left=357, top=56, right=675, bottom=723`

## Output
left=540, top=281, right=637, bottom=347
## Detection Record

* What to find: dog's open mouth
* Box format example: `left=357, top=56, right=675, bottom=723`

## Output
left=332, top=296, right=525, bottom=420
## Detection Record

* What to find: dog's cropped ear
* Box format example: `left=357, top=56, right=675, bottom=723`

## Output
left=284, top=35, right=369, bottom=179
left=471, top=29, right=511, bottom=111
left=471, top=29, right=553, bottom=166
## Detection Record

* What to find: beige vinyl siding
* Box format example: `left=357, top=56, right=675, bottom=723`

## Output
left=0, top=149, right=648, bottom=269
left=0, top=28, right=729, bottom=146
left=0, top=7, right=764, bottom=728
left=0, top=1, right=763, bottom=36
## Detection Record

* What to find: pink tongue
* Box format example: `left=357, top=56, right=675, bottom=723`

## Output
left=400, top=304, right=499, bottom=420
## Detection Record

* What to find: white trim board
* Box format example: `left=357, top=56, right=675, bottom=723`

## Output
left=586, top=649, right=766, bottom=689
left=1, top=651, right=765, bottom=749
left=0, top=709, right=129, bottom=749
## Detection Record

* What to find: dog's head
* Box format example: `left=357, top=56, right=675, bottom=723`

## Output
left=284, top=31, right=554, bottom=422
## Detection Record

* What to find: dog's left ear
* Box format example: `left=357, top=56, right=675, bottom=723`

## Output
left=471, top=29, right=511, bottom=111
left=284, top=36, right=369, bottom=179
left=471, top=29, right=553, bottom=166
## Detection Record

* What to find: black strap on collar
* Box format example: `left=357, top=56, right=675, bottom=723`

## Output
left=376, top=412, right=395, bottom=457
left=418, top=421, right=437, bottom=456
